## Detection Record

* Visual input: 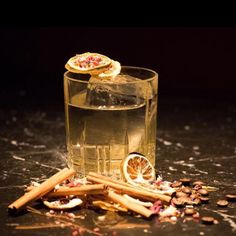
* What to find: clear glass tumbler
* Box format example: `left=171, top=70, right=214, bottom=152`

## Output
left=64, top=66, right=158, bottom=178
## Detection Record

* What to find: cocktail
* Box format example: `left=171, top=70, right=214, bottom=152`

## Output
left=64, top=53, right=158, bottom=178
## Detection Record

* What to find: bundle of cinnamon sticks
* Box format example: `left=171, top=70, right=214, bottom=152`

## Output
left=8, top=168, right=171, bottom=218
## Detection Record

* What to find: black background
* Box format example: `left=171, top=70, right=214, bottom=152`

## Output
left=1, top=26, right=236, bottom=108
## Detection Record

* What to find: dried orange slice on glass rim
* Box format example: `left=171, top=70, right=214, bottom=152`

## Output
left=65, top=52, right=112, bottom=75
left=97, top=60, right=121, bottom=79
left=121, top=152, right=156, bottom=186
left=65, top=52, right=121, bottom=80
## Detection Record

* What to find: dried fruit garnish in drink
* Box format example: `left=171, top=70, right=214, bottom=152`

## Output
left=96, top=60, right=121, bottom=80
left=121, top=152, right=156, bottom=186
left=65, top=52, right=112, bottom=75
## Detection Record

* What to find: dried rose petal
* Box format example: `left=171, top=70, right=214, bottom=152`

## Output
left=72, top=230, right=78, bottom=236
left=67, top=180, right=81, bottom=187
left=150, top=200, right=162, bottom=214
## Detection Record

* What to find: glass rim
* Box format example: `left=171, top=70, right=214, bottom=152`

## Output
left=64, top=66, right=158, bottom=84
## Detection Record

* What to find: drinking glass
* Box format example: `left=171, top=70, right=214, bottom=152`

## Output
left=64, top=66, right=158, bottom=178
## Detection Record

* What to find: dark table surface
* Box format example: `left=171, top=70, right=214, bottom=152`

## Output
left=1, top=95, right=236, bottom=236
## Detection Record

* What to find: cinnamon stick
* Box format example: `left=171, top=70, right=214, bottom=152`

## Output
left=88, top=172, right=132, bottom=188
left=46, top=184, right=106, bottom=197
left=26, top=184, right=106, bottom=197
left=107, top=190, right=153, bottom=218
left=86, top=175, right=171, bottom=203
left=8, top=168, right=76, bottom=212
left=88, top=172, right=173, bottom=196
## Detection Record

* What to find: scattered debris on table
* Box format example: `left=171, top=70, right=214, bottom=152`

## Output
left=7, top=169, right=236, bottom=235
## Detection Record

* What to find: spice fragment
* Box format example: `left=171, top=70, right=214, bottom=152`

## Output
left=201, top=216, right=215, bottom=225
left=217, top=200, right=229, bottom=207
left=225, top=194, right=236, bottom=202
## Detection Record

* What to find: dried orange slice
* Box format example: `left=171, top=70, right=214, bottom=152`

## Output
left=97, top=60, right=121, bottom=79
left=65, top=52, right=112, bottom=75
left=121, top=152, right=155, bottom=186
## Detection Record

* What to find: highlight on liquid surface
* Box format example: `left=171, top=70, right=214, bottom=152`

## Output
left=64, top=75, right=157, bottom=178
